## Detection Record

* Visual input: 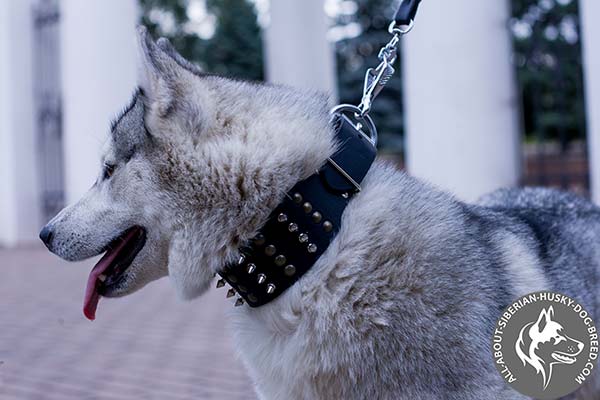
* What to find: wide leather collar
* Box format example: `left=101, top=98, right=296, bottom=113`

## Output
left=217, top=115, right=376, bottom=307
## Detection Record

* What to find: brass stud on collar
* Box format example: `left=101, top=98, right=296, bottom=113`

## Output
left=253, top=234, right=266, bottom=247
left=293, top=193, right=303, bottom=203
left=298, top=233, right=308, bottom=243
left=216, top=279, right=225, bottom=288
left=311, top=211, right=322, bottom=223
left=323, top=221, right=333, bottom=233
left=257, top=273, right=266, bottom=284
left=266, top=283, right=276, bottom=294
left=284, top=264, right=296, bottom=276
left=265, top=245, right=276, bottom=256
left=277, top=213, right=288, bottom=223
left=302, top=202, right=313, bottom=213
left=288, top=223, right=298, bottom=232
left=307, top=243, right=317, bottom=253
left=235, top=298, right=244, bottom=307
left=227, top=288, right=236, bottom=298
left=246, top=263, right=256, bottom=274
left=274, top=255, right=286, bottom=266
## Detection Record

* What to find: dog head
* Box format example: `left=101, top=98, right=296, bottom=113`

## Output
left=515, top=306, right=584, bottom=389
left=40, top=27, right=334, bottom=318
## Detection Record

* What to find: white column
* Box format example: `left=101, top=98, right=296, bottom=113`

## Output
left=265, top=0, right=336, bottom=96
left=61, top=0, right=138, bottom=203
left=580, top=0, right=600, bottom=204
left=0, top=0, right=41, bottom=246
left=402, top=0, right=520, bottom=202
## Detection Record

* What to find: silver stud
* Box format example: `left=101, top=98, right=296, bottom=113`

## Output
left=257, top=273, right=266, bottom=284
left=341, top=192, right=349, bottom=199
left=235, top=297, right=244, bottom=307
left=248, top=293, right=258, bottom=303
left=274, top=255, right=286, bottom=266
left=307, top=243, right=317, bottom=253
left=298, top=233, right=309, bottom=243
left=288, top=223, right=298, bottom=232
left=323, top=221, right=333, bottom=233
left=293, top=192, right=303, bottom=203
left=246, top=263, right=256, bottom=274
left=265, top=245, right=276, bottom=256
left=227, top=288, right=236, bottom=298
left=284, top=264, right=296, bottom=276
left=302, top=202, right=313, bottom=213
left=253, top=234, right=266, bottom=246
left=277, top=213, right=288, bottom=223
left=216, top=279, right=225, bottom=288
left=238, top=255, right=246, bottom=265
left=266, top=283, right=276, bottom=294
left=311, top=211, right=322, bottom=223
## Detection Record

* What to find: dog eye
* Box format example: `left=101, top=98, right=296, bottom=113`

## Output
left=103, top=163, right=116, bottom=180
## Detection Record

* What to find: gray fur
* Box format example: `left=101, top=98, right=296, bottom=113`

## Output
left=41, top=27, right=599, bottom=399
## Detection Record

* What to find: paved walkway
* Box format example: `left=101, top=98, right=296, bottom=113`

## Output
left=0, top=247, right=256, bottom=400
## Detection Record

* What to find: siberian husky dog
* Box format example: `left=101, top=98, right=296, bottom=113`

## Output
left=40, top=27, right=600, bottom=400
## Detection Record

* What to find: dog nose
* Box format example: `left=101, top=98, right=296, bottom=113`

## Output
left=39, top=224, right=54, bottom=248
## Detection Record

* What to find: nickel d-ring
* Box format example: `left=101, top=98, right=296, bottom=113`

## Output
left=330, top=104, right=378, bottom=147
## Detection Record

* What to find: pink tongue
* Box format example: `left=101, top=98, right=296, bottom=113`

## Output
left=83, top=228, right=140, bottom=321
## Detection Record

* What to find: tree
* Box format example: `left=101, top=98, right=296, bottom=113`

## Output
left=204, top=0, right=264, bottom=81
left=138, top=0, right=263, bottom=81
left=510, top=0, right=586, bottom=146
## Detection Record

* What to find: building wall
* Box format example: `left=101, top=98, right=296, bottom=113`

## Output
left=403, top=0, right=520, bottom=202
left=580, top=0, right=600, bottom=204
left=265, top=0, right=337, bottom=97
left=0, top=0, right=41, bottom=246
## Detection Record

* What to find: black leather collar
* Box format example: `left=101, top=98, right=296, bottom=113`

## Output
left=217, top=115, right=376, bottom=307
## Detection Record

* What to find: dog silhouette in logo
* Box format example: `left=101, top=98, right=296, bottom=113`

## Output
left=515, top=306, right=584, bottom=389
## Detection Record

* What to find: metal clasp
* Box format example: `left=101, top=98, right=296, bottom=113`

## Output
left=355, top=21, right=413, bottom=117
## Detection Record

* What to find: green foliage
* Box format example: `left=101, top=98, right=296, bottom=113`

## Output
left=138, top=0, right=263, bottom=81
left=204, top=0, right=264, bottom=80
left=510, top=0, right=586, bottom=145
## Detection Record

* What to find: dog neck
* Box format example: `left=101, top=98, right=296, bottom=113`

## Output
left=216, top=115, right=376, bottom=307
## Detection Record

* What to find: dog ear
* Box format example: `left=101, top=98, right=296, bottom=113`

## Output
left=535, top=307, right=551, bottom=333
left=136, top=26, right=185, bottom=117
left=156, top=37, right=205, bottom=76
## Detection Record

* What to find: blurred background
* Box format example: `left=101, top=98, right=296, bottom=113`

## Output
left=0, top=0, right=599, bottom=399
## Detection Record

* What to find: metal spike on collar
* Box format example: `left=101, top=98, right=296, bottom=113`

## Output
left=227, top=288, right=236, bottom=298
left=235, top=297, right=244, bottom=307
left=257, top=273, right=266, bottom=284
left=216, top=279, right=225, bottom=288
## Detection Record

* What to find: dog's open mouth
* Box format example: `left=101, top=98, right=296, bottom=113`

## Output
left=83, top=226, right=147, bottom=321
left=552, top=351, right=577, bottom=364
